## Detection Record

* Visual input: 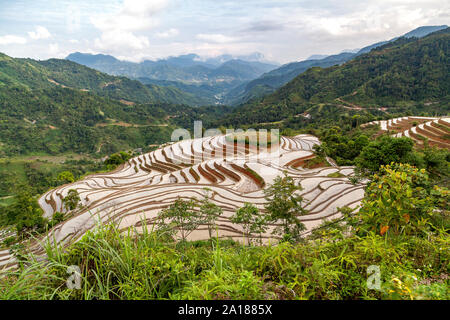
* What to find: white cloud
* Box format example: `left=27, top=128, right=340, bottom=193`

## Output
left=90, top=0, right=170, bottom=55
left=94, top=31, right=150, bottom=51
left=196, top=33, right=237, bottom=44
left=49, top=43, right=59, bottom=54
left=28, top=26, right=51, bottom=40
left=156, top=28, right=179, bottom=38
left=121, top=0, right=169, bottom=16
left=3, top=0, right=447, bottom=64
left=91, top=0, right=169, bottom=32
left=0, top=35, right=27, bottom=45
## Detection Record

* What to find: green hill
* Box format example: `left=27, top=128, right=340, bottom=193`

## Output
left=0, top=53, right=207, bottom=156
left=224, top=25, right=448, bottom=106
left=0, top=54, right=202, bottom=106
left=219, top=28, right=450, bottom=127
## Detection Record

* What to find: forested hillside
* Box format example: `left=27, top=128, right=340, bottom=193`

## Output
left=0, top=54, right=203, bottom=106
left=225, top=25, right=448, bottom=105
left=219, top=28, right=449, bottom=127
left=0, top=53, right=211, bottom=156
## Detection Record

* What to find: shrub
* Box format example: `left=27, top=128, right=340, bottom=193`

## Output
left=352, top=163, right=449, bottom=237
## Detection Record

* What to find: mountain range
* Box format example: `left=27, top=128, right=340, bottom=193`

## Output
left=66, top=52, right=279, bottom=106
left=0, top=52, right=206, bottom=156
left=66, top=25, right=447, bottom=107
left=224, top=25, right=449, bottom=106
left=219, top=27, right=450, bottom=127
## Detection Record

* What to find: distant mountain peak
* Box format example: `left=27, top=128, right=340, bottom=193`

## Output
left=402, top=25, right=448, bottom=38
left=306, top=54, right=329, bottom=60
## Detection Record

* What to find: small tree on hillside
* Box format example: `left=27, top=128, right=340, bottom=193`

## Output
left=231, top=202, right=267, bottom=244
left=63, top=189, right=81, bottom=211
left=355, top=136, right=417, bottom=175
left=57, top=171, right=75, bottom=184
left=5, top=188, right=47, bottom=236
left=157, top=197, right=204, bottom=242
left=199, top=188, right=223, bottom=239
left=353, top=163, right=449, bottom=237
left=263, top=172, right=307, bottom=242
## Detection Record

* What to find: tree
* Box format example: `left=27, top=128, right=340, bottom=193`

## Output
left=63, top=189, right=81, bottom=211
left=157, top=198, right=204, bottom=242
left=355, top=136, right=417, bottom=175
left=263, top=172, right=307, bottom=242
left=353, top=163, right=449, bottom=237
left=5, top=188, right=47, bottom=236
left=57, top=171, right=75, bottom=184
left=231, top=202, right=267, bottom=244
left=421, top=146, right=450, bottom=180
left=104, top=151, right=132, bottom=167
left=199, top=188, right=223, bottom=239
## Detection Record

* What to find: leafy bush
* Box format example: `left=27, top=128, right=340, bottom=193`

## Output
left=352, top=163, right=449, bottom=237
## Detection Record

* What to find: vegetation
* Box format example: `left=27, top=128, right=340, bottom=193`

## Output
left=225, top=130, right=279, bottom=147
left=0, top=25, right=449, bottom=302
left=2, top=188, right=46, bottom=236
left=62, top=190, right=81, bottom=211
left=156, top=198, right=204, bottom=242
left=231, top=202, right=267, bottom=244
left=199, top=189, right=224, bottom=239
left=263, top=173, right=307, bottom=242
left=349, top=163, right=449, bottom=237
left=0, top=161, right=448, bottom=300
left=0, top=152, right=137, bottom=240
left=1, top=53, right=203, bottom=106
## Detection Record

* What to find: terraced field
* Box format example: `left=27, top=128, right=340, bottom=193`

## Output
left=1, top=133, right=366, bottom=271
left=362, top=116, right=450, bottom=149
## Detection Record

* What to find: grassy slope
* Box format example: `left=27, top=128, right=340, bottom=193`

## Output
left=0, top=221, right=447, bottom=300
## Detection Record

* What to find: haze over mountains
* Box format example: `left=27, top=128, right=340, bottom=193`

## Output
left=66, top=52, right=279, bottom=83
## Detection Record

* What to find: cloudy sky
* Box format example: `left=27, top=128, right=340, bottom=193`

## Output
left=0, top=0, right=448, bottom=64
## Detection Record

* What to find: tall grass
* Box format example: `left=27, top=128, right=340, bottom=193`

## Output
left=0, top=218, right=448, bottom=300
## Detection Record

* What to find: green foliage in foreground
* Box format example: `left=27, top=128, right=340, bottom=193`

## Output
left=263, top=173, right=307, bottom=242
left=352, top=163, right=449, bottom=237
left=0, top=220, right=448, bottom=300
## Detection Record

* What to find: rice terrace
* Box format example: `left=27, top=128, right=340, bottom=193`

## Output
left=1, top=128, right=366, bottom=270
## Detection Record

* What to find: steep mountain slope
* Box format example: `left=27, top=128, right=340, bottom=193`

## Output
left=137, top=77, right=233, bottom=106
left=223, top=52, right=355, bottom=105
left=0, top=53, right=200, bottom=156
left=219, top=28, right=450, bottom=126
left=66, top=53, right=279, bottom=105
left=226, top=25, right=449, bottom=105
left=0, top=54, right=202, bottom=106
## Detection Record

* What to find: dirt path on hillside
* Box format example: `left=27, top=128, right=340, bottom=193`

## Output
left=95, top=121, right=168, bottom=128
left=336, top=97, right=388, bottom=112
